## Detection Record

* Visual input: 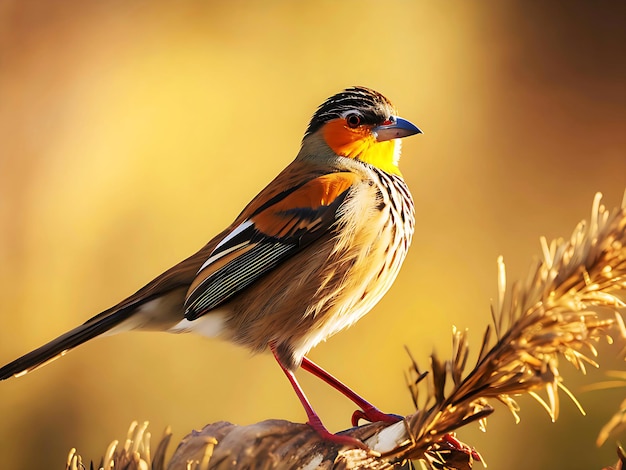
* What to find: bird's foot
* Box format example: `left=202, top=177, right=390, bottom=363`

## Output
left=351, top=406, right=403, bottom=426
left=307, top=416, right=369, bottom=450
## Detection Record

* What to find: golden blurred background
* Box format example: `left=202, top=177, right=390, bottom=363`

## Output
left=0, top=1, right=624, bottom=468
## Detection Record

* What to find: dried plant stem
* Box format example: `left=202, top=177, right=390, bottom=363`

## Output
left=399, top=192, right=626, bottom=466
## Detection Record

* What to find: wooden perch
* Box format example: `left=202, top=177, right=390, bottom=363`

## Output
left=167, top=419, right=414, bottom=469
left=67, top=416, right=478, bottom=470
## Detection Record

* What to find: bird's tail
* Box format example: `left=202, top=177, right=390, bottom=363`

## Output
left=0, top=304, right=137, bottom=380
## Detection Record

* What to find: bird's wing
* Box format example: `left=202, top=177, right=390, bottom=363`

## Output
left=184, top=171, right=358, bottom=320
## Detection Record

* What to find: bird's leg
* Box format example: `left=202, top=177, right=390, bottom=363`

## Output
left=300, top=355, right=402, bottom=427
left=270, top=345, right=368, bottom=450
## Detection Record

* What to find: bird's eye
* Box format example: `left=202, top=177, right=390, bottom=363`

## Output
left=345, top=113, right=362, bottom=128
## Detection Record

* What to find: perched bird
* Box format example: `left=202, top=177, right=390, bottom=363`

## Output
left=0, top=86, right=421, bottom=448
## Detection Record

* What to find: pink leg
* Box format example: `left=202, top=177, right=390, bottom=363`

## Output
left=300, top=356, right=402, bottom=426
left=270, top=345, right=367, bottom=449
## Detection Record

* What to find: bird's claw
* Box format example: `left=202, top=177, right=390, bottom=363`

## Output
left=307, top=418, right=369, bottom=450
left=351, top=407, right=403, bottom=426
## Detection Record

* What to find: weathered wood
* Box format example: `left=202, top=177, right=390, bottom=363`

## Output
left=167, top=419, right=413, bottom=469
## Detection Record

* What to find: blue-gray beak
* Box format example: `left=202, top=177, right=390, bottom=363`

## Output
left=374, top=116, right=422, bottom=142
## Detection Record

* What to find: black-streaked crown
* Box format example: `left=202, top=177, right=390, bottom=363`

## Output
left=305, top=86, right=397, bottom=137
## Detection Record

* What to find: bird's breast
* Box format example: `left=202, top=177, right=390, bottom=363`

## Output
left=181, top=168, right=415, bottom=371
left=293, top=171, right=414, bottom=353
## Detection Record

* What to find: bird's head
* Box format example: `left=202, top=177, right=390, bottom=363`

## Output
left=302, top=87, right=422, bottom=176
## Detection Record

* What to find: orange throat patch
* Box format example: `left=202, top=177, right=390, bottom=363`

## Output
left=322, top=119, right=402, bottom=176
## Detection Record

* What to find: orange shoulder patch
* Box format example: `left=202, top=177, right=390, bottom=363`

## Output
left=251, top=173, right=357, bottom=238
left=285, top=173, right=357, bottom=209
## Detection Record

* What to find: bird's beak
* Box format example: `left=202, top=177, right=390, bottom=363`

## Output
left=373, top=117, right=422, bottom=142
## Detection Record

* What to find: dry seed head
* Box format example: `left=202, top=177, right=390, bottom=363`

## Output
left=403, top=192, right=625, bottom=466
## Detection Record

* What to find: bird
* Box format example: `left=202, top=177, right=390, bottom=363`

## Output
left=0, top=86, right=421, bottom=448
